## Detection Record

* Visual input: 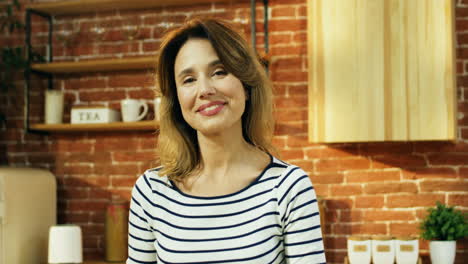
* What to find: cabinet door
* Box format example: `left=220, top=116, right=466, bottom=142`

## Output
left=307, top=0, right=456, bottom=143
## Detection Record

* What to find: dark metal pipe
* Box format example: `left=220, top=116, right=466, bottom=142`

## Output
left=24, top=10, right=32, bottom=133
left=263, top=0, right=269, bottom=54
left=250, top=0, right=256, bottom=49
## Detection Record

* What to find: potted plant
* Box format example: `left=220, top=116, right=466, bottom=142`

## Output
left=420, top=201, right=468, bottom=264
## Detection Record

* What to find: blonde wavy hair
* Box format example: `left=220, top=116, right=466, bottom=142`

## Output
left=156, top=18, right=275, bottom=182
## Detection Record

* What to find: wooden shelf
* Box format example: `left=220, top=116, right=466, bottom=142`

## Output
left=84, top=261, right=125, bottom=264
left=26, top=0, right=235, bottom=15
left=30, top=120, right=158, bottom=132
left=31, top=56, right=157, bottom=74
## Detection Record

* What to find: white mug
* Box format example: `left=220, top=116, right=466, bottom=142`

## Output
left=154, top=97, right=161, bottom=121
left=45, top=90, right=64, bottom=124
left=121, top=99, right=148, bottom=122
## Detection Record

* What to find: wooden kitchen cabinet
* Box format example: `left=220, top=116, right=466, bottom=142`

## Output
left=307, top=0, right=456, bottom=143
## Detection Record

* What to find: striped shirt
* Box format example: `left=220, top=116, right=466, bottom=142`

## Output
left=127, top=155, right=326, bottom=264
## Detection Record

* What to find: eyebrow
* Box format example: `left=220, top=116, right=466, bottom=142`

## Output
left=177, top=59, right=223, bottom=78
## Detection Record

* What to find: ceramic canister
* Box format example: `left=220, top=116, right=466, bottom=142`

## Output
left=347, top=236, right=372, bottom=264
left=105, top=199, right=129, bottom=262
left=395, top=237, right=419, bottom=264
left=48, top=224, right=83, bottom=264
left=372, top=236, right=395, bottom=264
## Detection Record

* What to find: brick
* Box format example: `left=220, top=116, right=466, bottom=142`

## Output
left=324, top=236, right=347, bottom=250
left=355, top=195, right=384, bottom=208
left=333, top=223, right=387, bottom=235
left=270, top=33, right=293, bottom=45
left=273, top=95, right=307, bottom=110
left=448, top=194, right=468, bottom=207
left=108, top=72, right=153, bottom=88
left=271, top=57, right=302, bottom=71
left=95, top=139, right=139, bottom=151
left=305, top=145, right=359, bottom=159
left=275, top=109, right=307, bottom=122
left=309, top=172, right=344, bottom=184
left=269, top=19, right=306, bottom=32
left=81, top=223, right=105, bottom=236
left=364, top=182, right=417, bottom=194
left=414, top=141, right=468, bottom=153
left=389, top=223, right=420, bottom=236
left=362, top=210, right=415, bottom=222
left=64, top=175, right=109, bottom=188
left=128, top=88, right=156, bottom=99
left=64, top=78, right=107, bottom=90
left=428, top=153, right=468, bottom=165
left=280, top=149, right=304, bottom=160
left=65, top=153, right=111, bottom=163
left=371, top=155, right=426, bottom=169
left=271, top=70, right=308, bottom=82
left=294, top=160, right=314, bottom=173
left=326, top=198, right=353, bottom=210
left=111, top=176, right=138, bottom=187
left=58, top=212, right=89, bottom=223
left=330, top=185, right=363, bottom=196
left=293, top=31, right=307, bottom=43
left=94, top=163, right=140, bottom=176
left=313, top=184, right=329, bottom=197
left=59, top=187, right=90, bottom=199
left=339, top=210, right=362, bottom=223
left=387, top=194, right=446, bottom=208
left=288, top=84, right=308, bottom=95
left=402, top=167, right=457, bottom=180
left=60, top=164, right=94, bottom=175
left=270, top=45, right=307, bottom=56
left=315, top=157, right=371, bottom=172
left=286, top=135, right=311, bottom=148
left=420, top=180, right=468, bottom=192
left=346, top=170, right=400, bottom=183
left=272, top=136, right=287, bottom=149
left=297, top=5, right=307, bottom=17
left=360, top=142, right=413, bottom=156
left=67, top=200, right=108, bottom=211
left=271, top=6, right=296, bottom=17
left=143, top=41, right=160, bottom=52
left=113, top=151, right=156, bottom=162
left=274, top=122, right=306, bottom=135
left=79, top=90, right=126, bottom=102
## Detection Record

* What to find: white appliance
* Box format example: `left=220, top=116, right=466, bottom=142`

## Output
left=0, top=168, right=56, bottom=264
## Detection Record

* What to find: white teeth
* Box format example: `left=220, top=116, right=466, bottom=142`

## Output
left=203, top=105, right=221, bottom=111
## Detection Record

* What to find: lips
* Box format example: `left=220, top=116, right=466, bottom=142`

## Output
left=197, top=101, right=226, bottom=116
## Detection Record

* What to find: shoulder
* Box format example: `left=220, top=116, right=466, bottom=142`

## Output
left=270, top=156, right=311, bottom=186
left=132, top=167, right=171, bottom=195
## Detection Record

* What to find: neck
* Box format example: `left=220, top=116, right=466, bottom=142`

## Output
left=195, top=123, right=256, bottom=180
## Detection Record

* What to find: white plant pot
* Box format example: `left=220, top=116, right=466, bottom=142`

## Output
left=429, top=241, right=456, bottom=264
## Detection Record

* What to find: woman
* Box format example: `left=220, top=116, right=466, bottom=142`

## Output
left=128, top=18, right=326, bottom=264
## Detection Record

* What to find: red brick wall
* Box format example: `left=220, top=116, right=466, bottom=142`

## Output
left=1, top=0, right=467, bottom=263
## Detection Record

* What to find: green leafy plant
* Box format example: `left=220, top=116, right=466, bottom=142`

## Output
left=420, top=201, right=468, bottom=241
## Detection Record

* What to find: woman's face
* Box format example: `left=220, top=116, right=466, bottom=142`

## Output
left=174, top=38, right=246, bottom=136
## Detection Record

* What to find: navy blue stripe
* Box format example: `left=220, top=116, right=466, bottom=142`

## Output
left=129, top=220, right=151, bottom=232
left=146, top=210, right=279, bottom=231
left=284, top=237, right=323, bottom=246
left=128, top=256, right=157, bottom=264
left=267, top=249, right=284, bottom=264
left=157, top=234, right=281, bottom=254
left=284, top=211, right=319, bottom=229
left=282, top=199, right=317, bottom=223
left=283, top=186, right=314, bottom=213
left=154, top=224, right=282, bottom=242
left=129, top=232, right=156, bottom=243
left=130, top=208, right=149, bottom=223
left=284, top=224, right=321, bottom=235
left=285, top=250, right=325, bottom=258
left=276, top=167, right=300, bottom=189
left=151, top=185, right=276, bottom=207
left=129, top=244, right=157, bottom=254
left=137, top=184, right=277, bottom=218
left=278, top=175, right=310, bottom=205
left=158, top=240, right=282, bottom=264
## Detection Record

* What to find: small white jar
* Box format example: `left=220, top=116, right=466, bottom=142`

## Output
left=347, top=236, right=371, bottom=264
left=395, top=237, right=419, bottom=264
left=372, top=236, right=395, bottom=264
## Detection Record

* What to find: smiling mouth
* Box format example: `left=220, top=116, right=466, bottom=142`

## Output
left=197, top=102, right=226, bottom=116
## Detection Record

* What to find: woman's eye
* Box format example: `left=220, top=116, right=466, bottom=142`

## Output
left=183, top=77, right=195, bottom=84
left=213, top=69, right=227, bottom=76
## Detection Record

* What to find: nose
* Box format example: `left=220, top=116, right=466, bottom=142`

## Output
left=199, top=77, right=216, bottom=98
